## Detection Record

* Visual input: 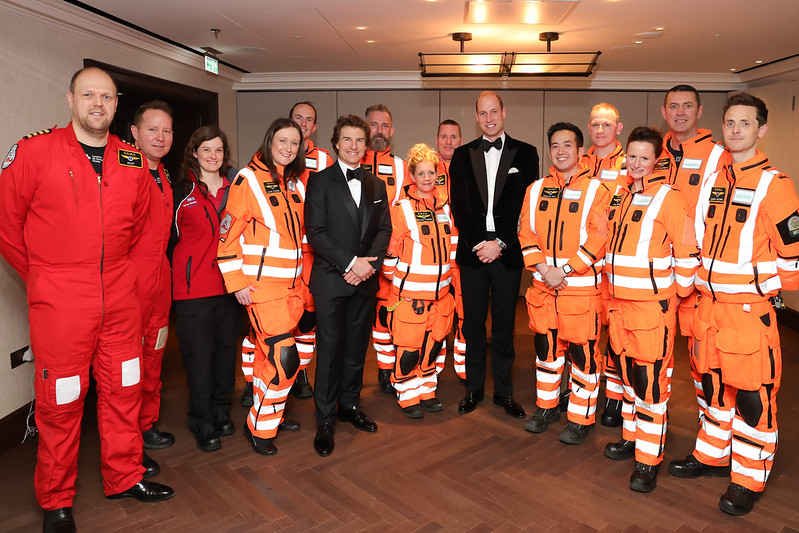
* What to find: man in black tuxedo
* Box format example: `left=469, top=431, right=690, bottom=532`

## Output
left=449, top=91, right=540, bottom=418
left=304, top=114, right=392, bottom=457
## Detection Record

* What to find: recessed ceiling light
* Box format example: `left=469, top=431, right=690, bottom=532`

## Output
left=294, top=35, right=302, bottom=39
left=356, top=26, right=367, bottom=30
left=635, top=31, right=662, bottom=39
left=756, top=60, right=763, bottom=64
left=634, top=41, right=643, bottom=44
left=654, top=26, right=665, bottom=31
left=367, top=40, right=375, bottom=44
left=730, top=68, right=736, bottom=71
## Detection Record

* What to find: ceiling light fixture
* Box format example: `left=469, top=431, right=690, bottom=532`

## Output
left=464, top=0, right=579, bottom=25
left=418, top=31, right=601, bottom=78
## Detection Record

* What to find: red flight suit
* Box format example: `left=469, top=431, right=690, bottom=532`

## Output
left=0, top=124, right=150, bottom=508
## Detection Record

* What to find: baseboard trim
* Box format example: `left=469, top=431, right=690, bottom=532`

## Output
left=0, top=402, right=33, bottom=455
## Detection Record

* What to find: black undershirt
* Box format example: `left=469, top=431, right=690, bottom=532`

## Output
left=150, top=168, right=163, bottom=191
left=79, top=142, right=104, bottom=175
left=667, top=142, right=683, bottom=167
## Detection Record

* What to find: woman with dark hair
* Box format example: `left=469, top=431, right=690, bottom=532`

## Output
left=217, top=118, right=309, bottom=456
left=169, top=125, right=243, bottom=452
left=602, top=126, right=700, bottom=492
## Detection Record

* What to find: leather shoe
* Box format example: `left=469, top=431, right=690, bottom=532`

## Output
left=719, top=483, right=760, bottom=516
left=107, top=478, right=175, bottom=502
left=601, top=398, right=623, bottom=427
left=629, top=462, right=659, bottom=493
left=314, top=424, right=335, bottom=457
left=142, top=426, right=175, bottom=450
left=338, top=407, right=377, bottom=432
left=278, top=419, right=301, bottom=431
left=142, top=452, right=160, bottom=479
left=213, top=412, right=235, bottom=437
left=525, top=407, right=560, bottom=433
left=378, top=369, right=394, bottom=394
left=421, top=397, right=443, bottom=412
left=558, top=421, right=594, bottom=445
left=402, top=405, right=424, bottom=419
left=458, top=390, right=484, bottom=414
left=291, top=369, right=314, bottom=398
left=604, top=438, right=635, bottom=460
left=192, top=425, right=221, bottom=452
left=43, top=507, right=75, bottom=533
left=668, top=454, right=730, bottom=479
left=244, top=424, right=277, bottom=456
left=240, top=381, right=254, bottom=407
left=493, top=395, right=525, bottom=418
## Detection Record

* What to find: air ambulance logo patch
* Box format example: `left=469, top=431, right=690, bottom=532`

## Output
left=219, top=213, right=232, bottom=242
left=2, top=144, right=17, bottom=169
left=709, top=187, right=726, bottom=204
left=541, top=187, right=559, bottom=199
left=118, top=149, right=143, bottom=168
left=654, top=157, right=671, bottom=171
left=415, top=211, right=434, bottom=222
left=436, top=174, right=446, bottom=186
left=609, top=195, right=623, bottom=207
left=264, top=182, right=281, bottom=194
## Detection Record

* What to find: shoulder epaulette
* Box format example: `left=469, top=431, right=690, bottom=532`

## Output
left=119, top=138, right=138, bottom=148
left=23, top=128, right=53, bottom=139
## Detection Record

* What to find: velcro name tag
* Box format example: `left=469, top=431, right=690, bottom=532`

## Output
left=378, top=164, right=393, bottom=175
left=732, top=188, right=755, bottom=206
left=562, top=188, right=582, bottom=201
left=631, top=194, right=652, bottom=206
left=682, top=158, right=702, bottom=170
left=599, top=169, right=619, bottom=181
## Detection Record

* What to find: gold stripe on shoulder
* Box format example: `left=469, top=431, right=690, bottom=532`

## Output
left=23, top=128, right=53, bottom=139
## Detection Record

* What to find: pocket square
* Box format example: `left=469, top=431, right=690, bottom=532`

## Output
left=508, top=167, right=519, bottom=174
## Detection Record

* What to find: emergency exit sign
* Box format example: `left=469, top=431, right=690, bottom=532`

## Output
left=205, top=55, right=219, bottom=75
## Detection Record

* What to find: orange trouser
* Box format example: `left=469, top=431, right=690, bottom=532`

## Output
left=678, top=290, right=708, bottom=428
left=526, top=288, right=602, bottom=425
left=389, top=293, right=455, bottom=408
left=608, top=297, right=677, bottom=466
left=600, top=281, right=623, bottom=403
left=452, top=283, right=466, bottom=380
left=373, top=277, right=395, bottom=370
left=692, top=297, right=780, bottom=492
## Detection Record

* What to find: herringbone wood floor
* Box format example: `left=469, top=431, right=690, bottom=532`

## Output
left=2, top=300, right=798, bottom=532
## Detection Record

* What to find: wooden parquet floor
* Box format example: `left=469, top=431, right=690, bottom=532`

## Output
left=2, top=300, right=799, bottom=532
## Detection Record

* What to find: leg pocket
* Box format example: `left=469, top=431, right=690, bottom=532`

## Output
left=525, top=287, right=552, bottom=334
left=556, top=294, right=598, bottom=345
left=621, top=311, right=667, bottom=364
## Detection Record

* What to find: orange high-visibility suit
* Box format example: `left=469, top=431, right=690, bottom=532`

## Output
left=0, top=125, right=150, bottom=508
left=218, top=156, right=308, bottom=440
left=519, top=164, right=609, bottom=426
left=691, top=151, right=799, bottom=492
left=605, top=173, right=700, bottom=466
left=383, top=187, right=458, bottom=408
left=362, top=149, right=409, bottom=373
left=130, top=163, right=173, bottom=435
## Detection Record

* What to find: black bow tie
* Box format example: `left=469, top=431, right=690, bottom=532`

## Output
left=346, top=167, right=363, bottom=182
left=482, top=137, right=502, bottom=152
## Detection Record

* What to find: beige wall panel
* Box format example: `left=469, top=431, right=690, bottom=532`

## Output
left=646, top=91, right=727, bottom=143
left=236, top=91, right=338, bottom=168
left=335, top=91, right=441, bottom=161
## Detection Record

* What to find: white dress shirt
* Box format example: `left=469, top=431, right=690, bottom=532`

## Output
left=483, top=132, right=505, bottom=232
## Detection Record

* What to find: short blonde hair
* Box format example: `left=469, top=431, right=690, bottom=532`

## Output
left=407, top=143, right=439, bottom=174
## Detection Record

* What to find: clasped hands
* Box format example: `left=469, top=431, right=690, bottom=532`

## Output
left=536, top=263, right=568, bottom=291
left=344, top=256, right=378, bottom=286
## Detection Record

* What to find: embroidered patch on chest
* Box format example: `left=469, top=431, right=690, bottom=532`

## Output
left=118, top=149, right=143, bottom=168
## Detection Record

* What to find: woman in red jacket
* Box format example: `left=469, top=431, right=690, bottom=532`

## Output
left=169, top=126, right=243, bottom=452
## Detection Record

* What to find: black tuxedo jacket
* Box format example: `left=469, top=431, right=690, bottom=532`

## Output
left=305, top=163, right=392, bottom=297
left=449, top=133, right=539, bottom=269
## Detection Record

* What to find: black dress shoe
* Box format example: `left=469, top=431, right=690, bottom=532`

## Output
left=629, top=462, right=659, bottom=493
left=719, top=483, right=760, bottom=516
left=244, top=425, right=277, bottom=456
left=421, top=397, right=443, bottom=412
left=558, top=421, right=594, bottom=445
left=668, top=454, right=731, bottom=479
left=493, top=395, right=526, bottom=418
left=314, top=424, right=335, bottom=457
left=524, top=407, right=560, bottom=433
left=213, top=412, right=235, bottom=437
left=192, top=425, right=221, bottom=452
left=43, top=507, right=75, bottom=533
left=378, top=369, right=394, bottom=394
left=278, top=419, right=301, bottom=431
left=601, top=398, right=623, bottom=427
left=291, top=369, right=314, bottom=398
left=338, top=407, right=378, bottom=432
left=107, top=478, right=175, bottom=502
left=142, top=452, right=160, bottom=479
left=458, top=390, right=484, bottom=414
left=142, top=426, right=175, bottom=450
left=604, top=438, right=635, bottom=460
left=240, top=381, right=254, bottom=407
left=402, top=405, right=424, bottom=419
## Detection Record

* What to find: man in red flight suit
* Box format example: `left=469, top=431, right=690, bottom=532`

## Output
left=0, top=67, right=174, bottom=533
left=130, top=101, right=176, bottom=478
left=674, top=92, right=799, bottom=516
left=658, top=85, right=727, bottom=480
left=362, top=104, right=409, bottom=394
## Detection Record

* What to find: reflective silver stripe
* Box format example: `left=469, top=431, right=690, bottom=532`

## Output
left=396, top=262, right=452, bottom=276
left=392, top=277, right=451, bottom=292
left=696, top=274, right=781, bottom=295
left=239, top=167, right=278, bottom=232
left=392, top=156, right=405, bottom=204
left=241, top=264, right=302, bottom=278
left=605, top=253, right=673, bottom=270
left=608, top=272, right=674, bottom=290
left=218, top=259, right=244, bottom=273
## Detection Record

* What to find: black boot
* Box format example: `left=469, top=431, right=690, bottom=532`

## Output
left=240, top=381, right=254, bottom=407
left=291, top=369, right=314, bottom=398
left=601, top=398, right=623, bottom=427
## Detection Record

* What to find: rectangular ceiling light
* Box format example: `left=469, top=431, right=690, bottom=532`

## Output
left=418, top=50, right=601, bottom=77
left=464, top=0, right=579, bottom=25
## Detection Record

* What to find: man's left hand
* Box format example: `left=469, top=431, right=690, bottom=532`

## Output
left=475, top=240, right=502, bottom=263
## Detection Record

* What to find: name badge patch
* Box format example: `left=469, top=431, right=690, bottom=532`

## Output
left=732, top=188, right=755, bottom=206
left=541, top=187, right=559, bottom=199
left=562, top=188, right=582, bottom=201
left=436, top=212, right=450, bottom=224
left=118, top=149, right=143, bottom=168
left=682, top=158, right=703, bottom=170
left=415, top=211, right=434, bottom=222
left=631, top=194, right=652, bottom=206
left=599, top=169, right=619, bottom=181
left=378, top=164, right=394, bottom=175
left=264, top=182, right=281, bottom=194
left=709, top=186, right=726, bottom=203
left=305, top=157, right=317, bottom=170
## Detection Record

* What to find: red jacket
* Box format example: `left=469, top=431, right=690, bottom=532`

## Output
left=0, top=123, right=150, bottom=282
left=169, top=171, right=230, bottom=300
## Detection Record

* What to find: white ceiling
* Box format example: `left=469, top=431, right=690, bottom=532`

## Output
left=78, top=0, right=798, bottom=76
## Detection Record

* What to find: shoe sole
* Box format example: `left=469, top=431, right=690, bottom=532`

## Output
left=719, top=499, right=753, bottom=516
left=629, top=479, right=656, bottom=493
left=197, top=441, right=221, bottom=452
left=143, top=441, right=174, bottom=450
left=421, top=403, right=443, bottom=412
left=404, top=412, right=424, bottom=419
left=216, top=427, right=235, bottom=437
left=558, top=427, right=593, bottom=445
left=600, top=417, right=622, bottom=428
left=525, top=413, right=561, bottom=433
left=604, top=447, right=634, bottom=461
left=668, top=463, right=731, bottom=479
left=337, top=415, right=378, bottom=432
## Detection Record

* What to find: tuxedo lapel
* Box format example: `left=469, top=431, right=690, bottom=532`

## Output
left=494, top=136, right=517, bottom=208
left=333, top=164, right=359, bottom=228
left=360, top=175, right=374, bottom=241
left=469, top=141, right=488, bottom=208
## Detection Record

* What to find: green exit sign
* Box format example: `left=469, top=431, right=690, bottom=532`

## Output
left=205, top=55, right=219, bottom=75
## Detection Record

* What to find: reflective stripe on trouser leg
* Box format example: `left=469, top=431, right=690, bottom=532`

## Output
left=634, top=398, right=668, bottom=465
left=731, top=385, right=778, bottom=492
left=566, top=340, right=600, bottom=425
left=692, top=369, right=733, bottom=466
left=241, top=332, right=256, bottom=382
left=294, top=330, right=315, bottom=368
left=248, top=332, right=299, bottom=439
left=453, top=315, right=466, bottom=379
left=435, top=339, right=446, bottom=375
left=603, top=342, right=624, bottom=402
left=534, top=329, right=565, bottom=409
left=372, top=305, right=396, bottom=370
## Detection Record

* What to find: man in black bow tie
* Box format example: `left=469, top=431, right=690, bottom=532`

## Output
left=304, top=114, right=392, bottom=457
left=449, top=91, right=540, bottom=419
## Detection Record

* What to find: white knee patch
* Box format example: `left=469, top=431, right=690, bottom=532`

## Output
left=55, top=375, right=81, bottom=405
left=155, top=326, right=169, bottom=350
left=121, top=358, right=141, bottom=387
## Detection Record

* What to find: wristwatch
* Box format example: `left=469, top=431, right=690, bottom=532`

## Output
left=496, top=238, right=507, bottom=250
left=562, top=264, right=574, bottom=276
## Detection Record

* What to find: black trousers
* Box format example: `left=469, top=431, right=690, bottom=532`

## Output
left=459, top=260, right=523, bottom=397
left=174, top=294, right=242, bottom=432
left=313, top=292, right=375, bottom=426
